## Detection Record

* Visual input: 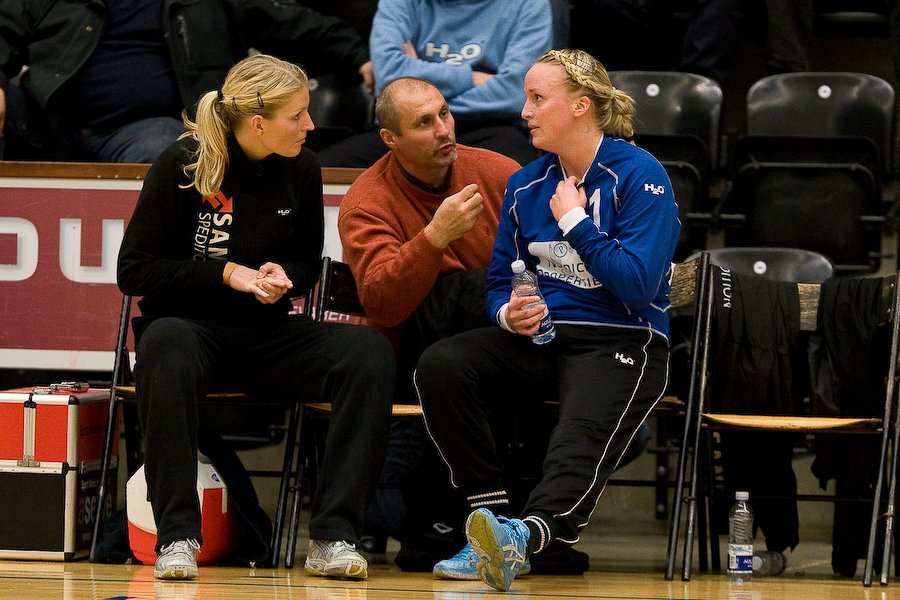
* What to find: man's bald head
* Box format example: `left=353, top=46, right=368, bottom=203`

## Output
left=375, top=77, right=457, bottom=187
left=375, top=77, right=443, bottom=133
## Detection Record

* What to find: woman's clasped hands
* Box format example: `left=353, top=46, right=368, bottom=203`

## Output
left=226, top=261, right=293, bottom=304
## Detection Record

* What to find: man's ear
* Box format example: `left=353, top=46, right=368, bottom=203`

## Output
left=379, top=127, right=396, bottom=148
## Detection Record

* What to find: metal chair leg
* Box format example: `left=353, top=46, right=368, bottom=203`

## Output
left=89, top=390, right=120, bottom=563
left=269, top=400, right=301, bottom=568
left=864, top=277, right=900, bottom=586
left=665, top=253, right=711, bottom=581
left=285, top=407, right=310, bottom=569
left=90, top=295, right=132, bottom=563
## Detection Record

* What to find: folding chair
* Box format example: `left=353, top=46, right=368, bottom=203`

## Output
left=665, top=249, right=900, bottom=586
left=605, top=253, right=710, bottom=520
left=283, top=256, right=424, bottom=568
left=89, top=290, right=313, bottom=567
left=610, top=71, right=723, bottom=260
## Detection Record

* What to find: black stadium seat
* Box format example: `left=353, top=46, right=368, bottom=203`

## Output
left=610, top=71, right=723, bottom=260
left=715, top=72, right=895, bottom=274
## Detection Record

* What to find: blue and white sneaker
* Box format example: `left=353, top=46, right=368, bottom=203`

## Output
left=433, top=542, right=531, bottom=580
left=465, top=508, right=530, bottom=591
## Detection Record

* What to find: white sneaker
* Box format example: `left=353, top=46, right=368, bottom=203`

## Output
left=154, top=538, right=200, bottom=580
left=305, top=540, right=368, bottom=579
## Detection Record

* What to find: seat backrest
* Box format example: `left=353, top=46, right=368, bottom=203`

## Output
left=733, top=134, right=881, bottom=178
left=669, top=254, right=705, bottom=310
left=305, top=73, right=374, bottom=152
left=308, top=73, right=373, bottom=133
left=314, top=257, right=366, bottom=322
left=719, top=162, right=882, bottom=273
left=746, top=72, right=895, bottom=172
left=704, top=247, right=834, bottom=284
left=609, top=70, right=723, bottom=169
left=685, top=248, right=834, bottom=329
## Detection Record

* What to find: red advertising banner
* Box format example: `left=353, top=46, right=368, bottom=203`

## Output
left=0, top=163, right=360, bottom=371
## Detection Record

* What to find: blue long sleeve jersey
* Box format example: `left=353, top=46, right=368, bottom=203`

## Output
left=370, top=0, right=552, bottom=120
left=486, top=136, right=682, bottom=339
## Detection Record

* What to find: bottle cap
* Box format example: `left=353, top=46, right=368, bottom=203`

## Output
left=511, top=260, right=526, bottom=273
left=736, top=490, right=749, bottom=501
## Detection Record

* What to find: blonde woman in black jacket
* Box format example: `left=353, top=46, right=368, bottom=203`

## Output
left=118, top=54, right=393, bottom=581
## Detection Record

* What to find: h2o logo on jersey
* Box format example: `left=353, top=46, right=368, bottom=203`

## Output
left=423, top=42, right=482, bottom=65
left=644, top=183, right=665, bottom=195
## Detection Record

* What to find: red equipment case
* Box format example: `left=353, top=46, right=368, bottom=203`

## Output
left=0, top=383, right=117, bottom=560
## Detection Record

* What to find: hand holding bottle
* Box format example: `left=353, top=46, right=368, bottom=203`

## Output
left=510, top=260, right=556, bottom=344
left=505, top=292, right=548, bottom=336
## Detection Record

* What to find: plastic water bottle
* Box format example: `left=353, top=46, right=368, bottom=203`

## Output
left=727, top=490, right=754, bottom=583
left=511, top=260, right=556, bottom=345
left=753, top=549, right=786, bottom=576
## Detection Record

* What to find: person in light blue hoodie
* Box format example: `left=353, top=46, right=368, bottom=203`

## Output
left=317, top=0, right=551, bottom=167
left=416, top=48, right=681, bottom=591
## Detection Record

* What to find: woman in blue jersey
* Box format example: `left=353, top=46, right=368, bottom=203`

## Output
left=415, top=48, right=680, bottom=591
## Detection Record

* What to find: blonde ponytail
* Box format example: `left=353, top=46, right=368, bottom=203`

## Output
left=180, top=54, right=309, bottom=198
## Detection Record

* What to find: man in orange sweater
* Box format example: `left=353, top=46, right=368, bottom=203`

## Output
left=338, top=77, right=520, bottom=341
left=337, top=77, right=520, bottom=571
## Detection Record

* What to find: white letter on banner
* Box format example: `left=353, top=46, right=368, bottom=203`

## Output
left=59, top=218, right=124, bottom=283
left=0, top=217, right=39, bottom=281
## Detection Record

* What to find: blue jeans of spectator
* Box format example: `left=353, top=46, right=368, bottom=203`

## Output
left=78, top=116, right=184, bottom=163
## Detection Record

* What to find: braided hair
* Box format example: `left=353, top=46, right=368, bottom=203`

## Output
left=536, top=49, right=635, bottom=139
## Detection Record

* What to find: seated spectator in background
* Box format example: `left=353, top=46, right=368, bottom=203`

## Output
left=117, top=54, right=394, bottom=581
left=571, top=0, right=849, bottom=86
left=549, top=0, right=573, bottom=49
left=317, top=0, right=552, bottom=168
left=297, top=0, right=378, bottom=41
left=677, top=0, right=812, bottom=84
left=337, top=76, right=520, bottom=571
left=0, top=0, right=372, bottom=163
left=415, top=48, right=680, bottom=592
left=570, top=0, right=746, bottom=83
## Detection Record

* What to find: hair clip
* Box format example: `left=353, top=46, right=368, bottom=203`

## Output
left=257, top=92, right=264, bottom=108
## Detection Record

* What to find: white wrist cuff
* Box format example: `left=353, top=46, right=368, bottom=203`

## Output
left=498, top=302, right=514, bottom=332
left=559, top=207, right=588, bottom=235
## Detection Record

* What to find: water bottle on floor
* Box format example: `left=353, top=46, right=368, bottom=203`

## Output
left=727, top=490, right=753, bottom=583
left=753, top=549, right=786, bottom=576
left=511, top=260, right=556, bottom=345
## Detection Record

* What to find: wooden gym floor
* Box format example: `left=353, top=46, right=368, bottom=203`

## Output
left=0, top=531, right=896, bottom=600
left=0, top=557, right=894, bottom=600
left=2, top=420, right=893, bottom=598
